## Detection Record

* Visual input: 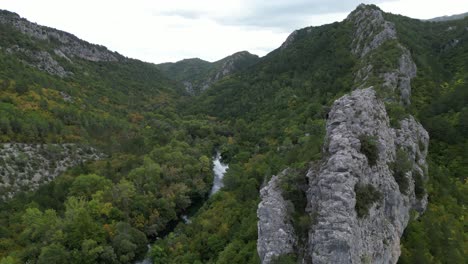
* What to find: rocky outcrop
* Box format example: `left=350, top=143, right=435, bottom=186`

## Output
left=198, top=51, right=258, bottom=91
left=349, top=4, right=397, bottom=58
left=306, top=88, right=428, bottom=264
left=381, top=47, right=417, bottom=105
left=258, top=4, right=428, bottom=264
left=257, top=172, right=296, bottom=264
left=5, top=45, right=71, bottom=77
left=0, top=143, right=105, bottom=200
left=0, top=10, right=122, bottom=77
left=280, top=30, right=298, bottom=50
left=0, top=10, right=120, bottom=62
left=350, top=4, right=417, bottom=104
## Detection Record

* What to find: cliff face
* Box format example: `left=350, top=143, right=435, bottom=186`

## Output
left=307, top=88, right=428, bottom=264
left=257, top=5, right=429, bottom=264
left=350, top=4, right=417, bottom=105
left=257, top=172, right=297, bottom=263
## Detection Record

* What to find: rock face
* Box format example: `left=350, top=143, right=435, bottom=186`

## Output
left=203, top=51, right=256, bottom=90
left=257, top=172, right=296, bottom=264
left=350, top=4, right=397, bottom=57
left=0, top=10, right=122, bottom=77
left=0, top=143, right=105, bottom=200
left=307, top=88, right=428, bottom=264
left=280, top=30, right=298, bottom=50
left=350, top=4, right=417, bottom=105
left=5, top=45, right=70, bottom=77
left=257, top=4, right=429, bottom=264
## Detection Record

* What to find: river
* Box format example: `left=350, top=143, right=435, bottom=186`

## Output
left=135, top=152, right=228, bottom=264
left=210, top=152, right=229, bottom=196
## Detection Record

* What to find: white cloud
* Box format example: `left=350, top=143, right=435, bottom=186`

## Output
left=0, top=0, right=467, bottom=63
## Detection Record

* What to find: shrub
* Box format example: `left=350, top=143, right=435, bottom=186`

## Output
left=389, top=148, right=412, bottom=194
left=271, top=253, right=298, bottom=264
left=280, top=170, right=310, bottom=243
left=385, top=102, right=408, bottom=128
left=413, top=170, right=425, bottom=199
left=359, top=135, right=379, bottom=166
left=355, top=183, right=382, bottom=218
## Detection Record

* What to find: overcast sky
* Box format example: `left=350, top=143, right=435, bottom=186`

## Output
left=1, top=0, right=467, bottom=63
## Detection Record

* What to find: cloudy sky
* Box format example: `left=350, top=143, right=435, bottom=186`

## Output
left=1, top=0, right=467, bottom=63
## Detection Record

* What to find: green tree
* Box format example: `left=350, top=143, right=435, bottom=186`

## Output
left=37, top=243, right=70, bottom=264
left=69, top=174, right=112, bottom=199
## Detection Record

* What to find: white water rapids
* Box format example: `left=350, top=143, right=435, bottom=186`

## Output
left=210, top=152, right=229, bottom=196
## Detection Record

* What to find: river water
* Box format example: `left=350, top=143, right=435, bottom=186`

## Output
left=135, top=152, right=228, bottom=264
left=210, top=152, right=229, bottom=196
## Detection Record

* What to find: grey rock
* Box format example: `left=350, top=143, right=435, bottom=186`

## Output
left=0, top=10, right=121, bottom=77
left=258, top=5, right=429, bottom=264
left=6, top=45, right=70, bottom=77
left=307, top=88, right=428, bottom=264
left=54, top=49, right=72, bottom=62
left=183, top=81, right=195, bottom=95
left=258, top=172, right=297, bottom=264
left=381, top=47, right=417, bottom=105
left=60, top=91, right=73, bottom=102
left=201, top=51, right=257, bottom=91
left=446, top=26, right=456, bottom=31
left=395, top=116, right=429, bottom=213
left=348, top=5, right=397, bottom=57
left=280, top=30, right=298, bottom=50
left=350, top=6, right=417, bottom=105
left=0, top=12, right=119, bottom=62
left=444, top=39, right=460, bottom=51
left=0, top=143, right=105, bottom=200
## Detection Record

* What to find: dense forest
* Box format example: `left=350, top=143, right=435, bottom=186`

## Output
left=0, top=5, right=466, bottom=264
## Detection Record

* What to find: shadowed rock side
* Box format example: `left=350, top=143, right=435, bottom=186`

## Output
left=306, top=88, right=428, bottom=264
left=257, top=173, right=296, bottom=264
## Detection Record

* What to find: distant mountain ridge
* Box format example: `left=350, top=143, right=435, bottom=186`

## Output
left=156, top=51, right=259, bottom=94
left=427, top=11, right=468, bottom=22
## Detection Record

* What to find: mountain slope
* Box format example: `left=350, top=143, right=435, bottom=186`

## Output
left=0, top=4, right=466, bottom=264
left=0, top=9, right=221, bottom=264
left=427, top=12, right=468, bottom=22
left=0, top=9, right=189, bottom=199
left=154, top=4, right=466, bottom=264
left=157, top=51, right=259, bottom=94
left=257, top=5, right=429, bottom=263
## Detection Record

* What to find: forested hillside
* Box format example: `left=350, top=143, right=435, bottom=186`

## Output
left=151, top=5, right=467, bottom=264
left=0, top=10, right=224, bottom=263
left=156, top=51, right=259, bottom=94
left=386, top=12, right=468, bottom=263
left=0, top=4, right=466, bottom=264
